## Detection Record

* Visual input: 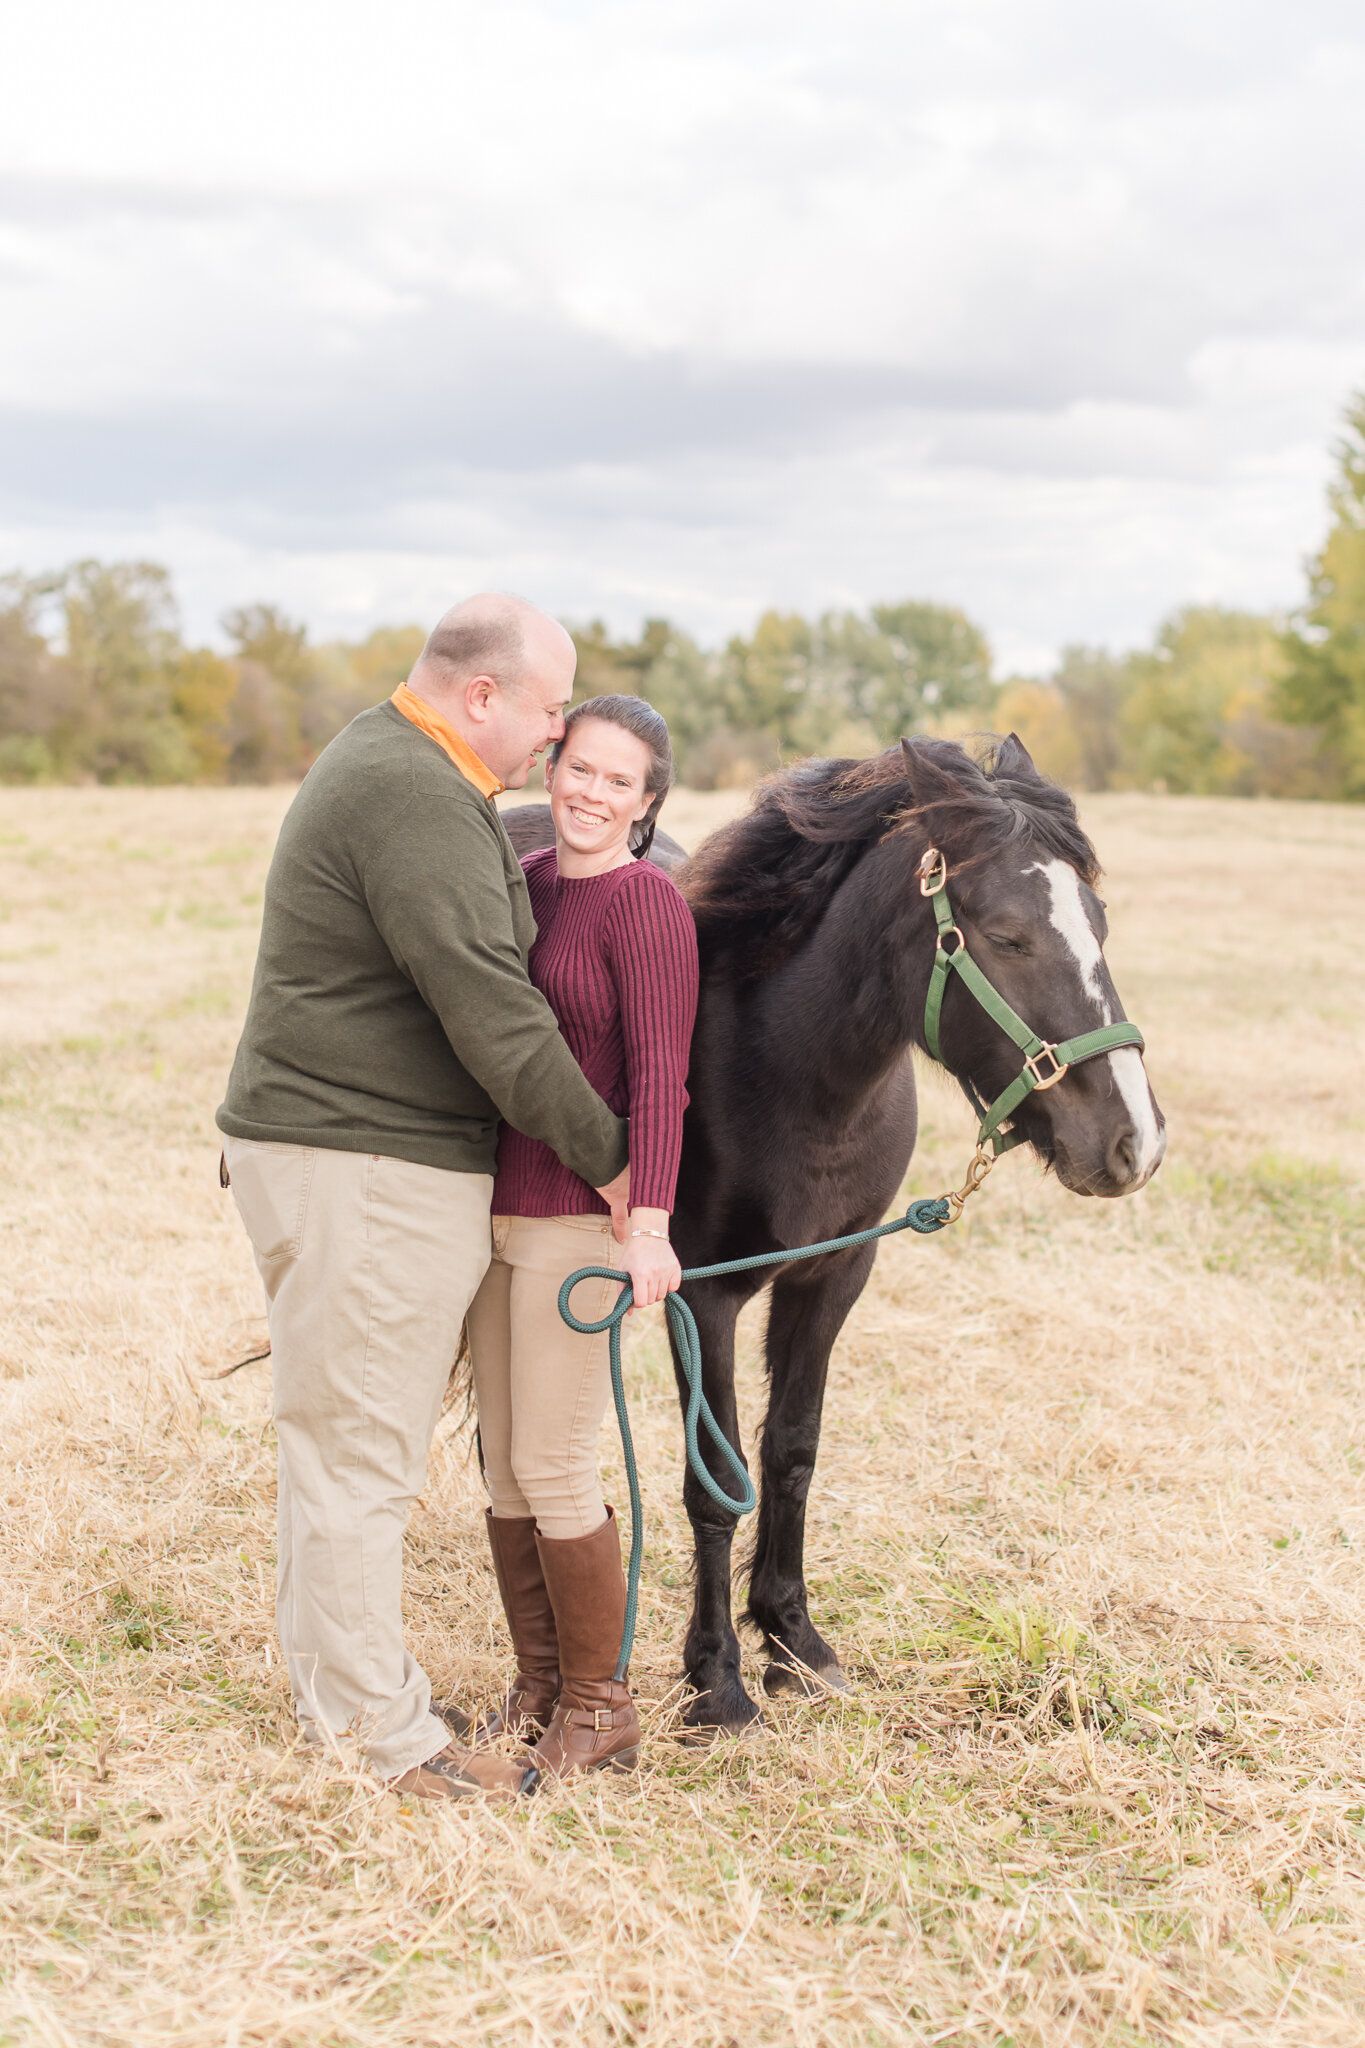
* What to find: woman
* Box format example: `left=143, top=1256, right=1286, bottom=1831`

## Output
left=465, top=694, right=699, bottom=1778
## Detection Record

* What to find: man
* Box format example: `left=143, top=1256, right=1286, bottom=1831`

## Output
left=217, top=593, right=629, bottom=1802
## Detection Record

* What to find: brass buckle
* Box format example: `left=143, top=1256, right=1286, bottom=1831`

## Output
left=946, top=1143, right=994, bottom=1221
left=1023, top=1043, right=1069, bottom=1091
left=917, top=846, right=948, bottom=896
left=591, top=1708, right=614, bottom=1731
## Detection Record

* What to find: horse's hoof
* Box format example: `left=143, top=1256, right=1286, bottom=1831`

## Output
left=678, top=1682, right=765, bottom=1740
left=763, top=1659, right=852, bottom=1697
left=815, top=1662, right=853, bottom=1694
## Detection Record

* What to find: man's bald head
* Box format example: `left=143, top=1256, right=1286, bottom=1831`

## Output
left=412, top=592, right=572, bottom=696
left=405, top=592, right=578, bottom=789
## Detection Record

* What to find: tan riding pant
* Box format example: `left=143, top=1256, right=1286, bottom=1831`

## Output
left=465, top=1214, right=624, bottom=1540
left=223, top=1134, right=493, bottom=1779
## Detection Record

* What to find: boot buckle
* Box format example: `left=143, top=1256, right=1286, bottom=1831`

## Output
left=591, top=1708, right=614, bottom=1732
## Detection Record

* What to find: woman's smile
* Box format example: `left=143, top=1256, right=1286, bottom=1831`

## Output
left=546, top=714, right=655, bottom=877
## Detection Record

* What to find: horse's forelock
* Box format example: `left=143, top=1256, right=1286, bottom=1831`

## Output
left=986, top=765, right=1101, bottom=886
left=893, top=741, right=1101, bottom=887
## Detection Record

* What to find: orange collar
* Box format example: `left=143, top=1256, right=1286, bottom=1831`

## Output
left=390, top=683, right=504, bottom=798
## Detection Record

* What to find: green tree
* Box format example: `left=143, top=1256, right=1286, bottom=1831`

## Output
left=866, top=601, right=995, bottom=736
left=734, top=601, right=996, bottom=755
left=221, top=603, right=311, bottom=688
left=566, top=602, right=997, bottom=786
left=569, top=620, right=630, bottom=699
left=1278, top=391, right=1365, bottom=795
left=569, top=618, right=726, bottom=763
left=718, top=611, right=814, bottom=745
left=799, top=612, right=902, bottom=756
left=0, top=573, right=80, bottom=781
left=62, top=560, right=195, bottom=782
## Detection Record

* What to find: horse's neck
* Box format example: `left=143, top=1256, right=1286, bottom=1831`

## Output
left=769, top=837, right=935, bottom=1105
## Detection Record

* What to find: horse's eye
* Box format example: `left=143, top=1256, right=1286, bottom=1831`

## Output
left=987, top=933, right=1027, bottom=955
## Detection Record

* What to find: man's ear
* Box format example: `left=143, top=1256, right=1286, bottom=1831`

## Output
left=464, top=674, right=498, bottom=722
left=993, top=732, right=1044, bottom=783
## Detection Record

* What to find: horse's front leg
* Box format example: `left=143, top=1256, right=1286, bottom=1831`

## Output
left=747, top=1243, right=879, bottom=1696
left=670, top=1276, right=762, bottom=1733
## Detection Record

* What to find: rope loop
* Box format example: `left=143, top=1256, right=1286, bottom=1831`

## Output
left=555, top=1268, right=628, bottom=1337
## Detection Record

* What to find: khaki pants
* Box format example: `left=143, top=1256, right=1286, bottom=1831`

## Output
left=224, top=1135, right=493, bottom=1778
left=466, top=1214, right=623, bottom=1540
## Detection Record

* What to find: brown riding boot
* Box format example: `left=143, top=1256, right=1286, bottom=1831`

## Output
left=475, top=1510, right=560, bottom=1743
left=531, top=1508, right=641, bottom=1778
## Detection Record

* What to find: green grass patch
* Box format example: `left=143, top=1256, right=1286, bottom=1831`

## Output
left=1209, top=1151, right=1365, bottom=1283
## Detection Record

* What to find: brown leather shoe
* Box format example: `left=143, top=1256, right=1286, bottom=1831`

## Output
left=531, top=1508, right=641, bottom=1778
left=388, top=1741, right=538, bottom=1802
left=475, top=1510, right=560, bottom=1742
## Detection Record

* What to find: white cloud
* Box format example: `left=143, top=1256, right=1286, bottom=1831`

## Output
left=0, top=0, right=1362, bottom=665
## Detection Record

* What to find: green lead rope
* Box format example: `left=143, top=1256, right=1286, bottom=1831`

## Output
left=558, top=1195, right=952, bottom=1680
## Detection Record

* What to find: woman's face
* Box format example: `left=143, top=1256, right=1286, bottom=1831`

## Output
left=545, top=717, right=653, bottom=862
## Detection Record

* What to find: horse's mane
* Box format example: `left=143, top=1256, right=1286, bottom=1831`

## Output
left=680, top=736, right=1099, bottom=974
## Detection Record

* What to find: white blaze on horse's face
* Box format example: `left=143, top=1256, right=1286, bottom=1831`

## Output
left=1029, top=859, right=1165, bottom=1185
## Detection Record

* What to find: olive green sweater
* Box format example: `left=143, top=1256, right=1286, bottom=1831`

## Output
left=216, top=701, right=629, bottom=1183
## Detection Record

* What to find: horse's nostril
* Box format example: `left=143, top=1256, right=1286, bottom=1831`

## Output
left=1110, top=1129, right=1139, bottom=1182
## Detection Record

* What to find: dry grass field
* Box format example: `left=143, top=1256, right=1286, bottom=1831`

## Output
left=1, top=781, right=1364, bottom=2047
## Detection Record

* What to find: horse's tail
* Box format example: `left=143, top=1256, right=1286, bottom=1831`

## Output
left=444, top=1321, right=478, bottom=1428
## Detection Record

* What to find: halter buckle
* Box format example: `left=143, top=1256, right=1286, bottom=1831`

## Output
left=917, top=847, right=948, bottom=896
left=935, top=924, right=966, bottom=957
left=1023, top=1043, right=1069, bottom=1091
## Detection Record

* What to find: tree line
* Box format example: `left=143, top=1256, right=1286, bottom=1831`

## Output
left=3, top=394, right=1362, bottom=798
left=0, top=567, right=426, bottom=787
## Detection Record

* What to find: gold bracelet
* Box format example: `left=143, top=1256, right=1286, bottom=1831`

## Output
left=629, top=1228, right=670, bottom=1241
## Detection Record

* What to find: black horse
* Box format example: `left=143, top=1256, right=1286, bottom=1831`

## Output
left=504, top=734, right=1165, bottom=1732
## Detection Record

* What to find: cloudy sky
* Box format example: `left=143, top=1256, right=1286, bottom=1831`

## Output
left=3, top=0, right=1363, bottom=670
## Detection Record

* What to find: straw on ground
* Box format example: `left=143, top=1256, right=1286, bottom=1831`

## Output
left=0, top=785, right=1363, bottom=2047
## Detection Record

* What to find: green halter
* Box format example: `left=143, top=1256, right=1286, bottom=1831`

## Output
left=917, top=847, right=1145, bottom=1160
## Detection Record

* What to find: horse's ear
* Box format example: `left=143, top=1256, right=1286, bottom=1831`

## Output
left=900, top=737, right=963, bottom=809
left=994, top=732, right=1044, bottom=783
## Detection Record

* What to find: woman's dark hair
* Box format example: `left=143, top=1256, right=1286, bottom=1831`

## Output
left=549, top=694, right=676, bottom=860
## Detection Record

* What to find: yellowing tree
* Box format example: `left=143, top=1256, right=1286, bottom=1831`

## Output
left=170, top=649, right=239, bottom=782
left=993, top=680, right=1083, bottom=787
left=1123, top=608, right=1316, bottom=797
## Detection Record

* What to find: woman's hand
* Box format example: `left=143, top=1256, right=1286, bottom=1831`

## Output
left=623, top=1207, right=682, bottom=1312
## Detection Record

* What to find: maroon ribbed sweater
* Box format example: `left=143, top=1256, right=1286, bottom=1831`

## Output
left=492, top=847, right=700, bottom=1218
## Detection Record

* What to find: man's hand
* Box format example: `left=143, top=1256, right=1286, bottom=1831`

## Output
left=594, top=1167, right=631, bottom=1243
